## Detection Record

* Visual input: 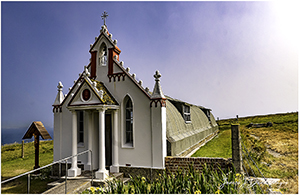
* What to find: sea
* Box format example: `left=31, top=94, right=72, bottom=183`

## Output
left=1, top=127, right=54, bottom=146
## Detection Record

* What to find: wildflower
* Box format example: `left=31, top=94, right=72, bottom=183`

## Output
left=194, top=190, right=201, bottom=194
left=235, top=173, right=242, bottom=182
left=90, top=187, right=95, bottom=194
left=272, top=189, right=283, bottom=194
left=141, top=176, right=146, bottom=182
left=215, top=189, right=221, bottom=194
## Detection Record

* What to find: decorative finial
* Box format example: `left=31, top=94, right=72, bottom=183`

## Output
left=101, top=11, right=108, bottom=26
left=53, top=81, right=64, bottom=105
left=57, top=81, right=63, bottom=91
left=151, top=70, right=165, bottom=99
left=154, top=70, right=161, bottom=81
left=83, top=66, right=90, bottom=77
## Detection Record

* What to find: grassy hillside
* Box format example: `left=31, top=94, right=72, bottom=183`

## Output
left=1, top=140, right=54, bottom=194
left=192, top=112, right=298, bottom=194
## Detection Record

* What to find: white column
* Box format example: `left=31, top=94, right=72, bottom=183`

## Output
left=110, top=109, right=119, bottom=173
left=86, top=110, right=93, bottom=170
left=95, top=107, right=109, bottom=180
left=68, top=110, right=81, bottom=177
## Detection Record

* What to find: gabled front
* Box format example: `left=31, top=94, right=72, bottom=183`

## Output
left=67, top=77, right=118, bottom=109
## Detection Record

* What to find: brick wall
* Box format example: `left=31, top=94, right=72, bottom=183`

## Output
left=119, top=166, right=164, bottom=181
left=165, top=156, right=232, bottom=174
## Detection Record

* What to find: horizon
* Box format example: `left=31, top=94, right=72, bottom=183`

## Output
left=1, top=1, right=298, bottom=131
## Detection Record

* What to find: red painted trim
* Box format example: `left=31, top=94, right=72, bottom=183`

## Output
left=108, top=72, right=126, bottom=82
left=150, top=99, right=166, bottom=107
left=108, top=59, right=152, bottom=100
left=108, top=48, right=114, bottom=75
left=52, top=105, right=62, bottom=113
left=90, top=51, right=97, bottom=79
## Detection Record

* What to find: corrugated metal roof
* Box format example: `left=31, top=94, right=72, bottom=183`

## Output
left=166, top=100, right=216, bottom=142
left=165, top=95, right=211, bottom=111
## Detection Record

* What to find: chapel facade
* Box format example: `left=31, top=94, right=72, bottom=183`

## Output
left=52, top=19, right=218, bottom=180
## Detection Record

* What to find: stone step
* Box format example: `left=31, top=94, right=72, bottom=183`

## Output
left=43, top=179, right=90, bottom=194
left=47, top=180, right=64, bottom=189
left=91, top=172, right=126, bottom=187
left=44, top=171, right=130, bottom=193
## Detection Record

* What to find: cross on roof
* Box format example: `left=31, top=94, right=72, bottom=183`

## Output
left=101, top=11, right=108, bottom=26
left=154, top=70, right=161, bottom=81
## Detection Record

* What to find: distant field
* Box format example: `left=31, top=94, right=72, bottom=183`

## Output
left=192, top=112, right=298, bottom=194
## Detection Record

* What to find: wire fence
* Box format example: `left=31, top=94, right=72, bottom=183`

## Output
left=240, top=139, right=271, bottom=194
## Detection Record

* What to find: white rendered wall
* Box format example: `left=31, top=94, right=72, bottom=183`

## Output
left=96, top=62, right=153, bottom=168
left=53, top=112, right=61, bottom=162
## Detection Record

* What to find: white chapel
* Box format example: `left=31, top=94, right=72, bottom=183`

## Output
left=52, top=14, right=218, bottom=180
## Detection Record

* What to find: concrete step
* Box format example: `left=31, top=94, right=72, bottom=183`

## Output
left=43, top=179, right=90, bottom=194
left=47, top=180, right=64, bottom=189
left=43, top=171, right=130, bottom=194
left=91, top=172, right=125, bottom=187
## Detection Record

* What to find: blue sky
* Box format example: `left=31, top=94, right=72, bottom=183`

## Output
left=1, top=1, right=298, bottom=131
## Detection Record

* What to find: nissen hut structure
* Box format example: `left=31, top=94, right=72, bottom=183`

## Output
left=52, top=19, right=218, bottom=180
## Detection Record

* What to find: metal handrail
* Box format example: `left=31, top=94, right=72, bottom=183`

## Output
left=1, top=149, right=93, bottom=194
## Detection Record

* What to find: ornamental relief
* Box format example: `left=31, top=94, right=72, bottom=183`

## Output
left=91, top=79, right=117, bottom=105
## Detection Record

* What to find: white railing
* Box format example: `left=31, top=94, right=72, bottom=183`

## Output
left=1, top=150, right=93, bottom=194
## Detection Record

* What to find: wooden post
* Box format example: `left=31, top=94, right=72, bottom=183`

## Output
left=22, top=140, right=25, bottom=158
left=34, top=133, right=40, bottom=171
left=231, top=124, right=242, bottom=173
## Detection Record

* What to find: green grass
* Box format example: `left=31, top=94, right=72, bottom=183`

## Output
left=1, top=140, right=54, bottom=194
left=192, top=130, right=232, bottom=158
left=192, top=112, right=298, bottom=194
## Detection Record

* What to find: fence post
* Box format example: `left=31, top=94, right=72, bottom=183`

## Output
left=59, top=162, right=61, bottom=178
left=27, top=174, right=30, bottom=194
left=231, top=124, right=242, bottom=173
left=22, top=140, right=25, bottom=158
left=65, top=160, right=67, bottom=194
left=91, top=150, right=93, bottom=185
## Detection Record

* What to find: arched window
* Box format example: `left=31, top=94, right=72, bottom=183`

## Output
left=125, top=97, right=133, bottom=145
left=99, top=42, right=107, bottom=66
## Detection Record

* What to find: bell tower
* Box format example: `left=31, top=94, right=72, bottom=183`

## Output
left=89, top=11, right=121, bottom=80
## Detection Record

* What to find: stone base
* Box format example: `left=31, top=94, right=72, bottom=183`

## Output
left=68, top=167, right=81, bottom=177
left=110, top=165, right=119, bottom=173
left=95, top=169, right=109, bottom=180
left=85, top=163, right=92, bottom=171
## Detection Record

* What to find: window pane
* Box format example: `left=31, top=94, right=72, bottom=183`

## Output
left=126, top=109, right=131, bottom=119
left=125, top=98, right=133, bottom=144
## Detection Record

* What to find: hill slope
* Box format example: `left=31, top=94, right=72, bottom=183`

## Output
left=193, top=112, right=298, bottom=194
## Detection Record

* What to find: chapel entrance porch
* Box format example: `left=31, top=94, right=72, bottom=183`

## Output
left=67, top=106, right=119, bottom=180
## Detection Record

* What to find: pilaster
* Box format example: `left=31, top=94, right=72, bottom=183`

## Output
left=110, top=109, right=119, bottom=173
